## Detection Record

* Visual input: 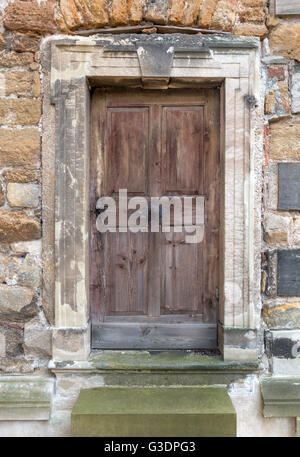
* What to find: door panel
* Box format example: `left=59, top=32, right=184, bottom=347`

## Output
left=106, top=231, right=149, bottom=316
left=106, top=107, right=148, bottom=195
left=90, top=88, right=220, bottom=349
left=162, top=106, right=203, bottom=194
left=162, top=229, right=202, bottom=315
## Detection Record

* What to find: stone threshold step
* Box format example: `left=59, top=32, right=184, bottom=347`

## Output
left=71, top=386, right=236, bottom=437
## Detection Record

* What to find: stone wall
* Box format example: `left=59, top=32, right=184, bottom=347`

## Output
left=0, top=0, right=299, bottom=436
left=261, top=4, right=300, bottom=377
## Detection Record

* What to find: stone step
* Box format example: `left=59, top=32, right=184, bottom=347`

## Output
left=71, top=386, right=236, bottom=437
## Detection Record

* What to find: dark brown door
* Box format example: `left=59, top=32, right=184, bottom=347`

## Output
left=91, top=88, right=220, bottom=349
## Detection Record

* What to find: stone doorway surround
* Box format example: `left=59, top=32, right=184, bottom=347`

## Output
left=41, top=33, right=263, bottom=364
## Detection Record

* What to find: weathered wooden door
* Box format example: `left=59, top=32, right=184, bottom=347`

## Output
left=91, top=88, right=220, bottom=349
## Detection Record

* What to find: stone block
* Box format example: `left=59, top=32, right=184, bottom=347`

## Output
left=293, top=216, right=300, bottom=244
left=0, top=128, right=40, bottom=169
left=182, top=0, right=202, bottom=26
left=85, top=349, right=259, bottom=373
left=0, top=331, right=5, bottom=358
left=261, top=376, right=300, bottom=417
left=109, top=0, right=129, bottom=26
left=263, top=301, right=300, bottom=329
left=4, top=1, right=55, bottom=35
left=2, top=169, right=38, bottom=184
left=60, top=0, right=82, bottom=30
left=278, top=163, right=300, bottom=210
left=79, top=0, right=109, bottom=28
left=275, top=0, right=300, bottom=16
left=0, top=211, right=41, bottom=243
left=72, top=387, right=237, bottom=437
left=265, top=250, right=278, bottom=297
left=198, top=0, right=218, bottom=27
left=267, top=329, right=300, bottom=375
left=0, top=186, right=4, bottom=207
left=269, top=120, right=300, bottom=161
left=233, top=22, right=267, bottom=36
left=144, top=0, right=168, bottom=24
left=0, top=284, right=35, bottom=318
left=239, top=7, right=265, bottom=22
left=7, top=183, right=39, bottom=208
left=268, top=65, right=286, bottom=81
left=52, top=325, right=90, bottom=361
left=265, top=90, right=276, bottom=114
left=10, top=240, right=41, bottom=257
left=0, top=358, right=36, bottom=374
left=270, top=25, right=300, bottom=62
left=0, top=377, right=53, bottom=421
left=263, top=212, right=290, bottom=245
left=0, top=322, right=23, bottom=357
left=219, top=326, right=259, bottom=362
left=33, top=71, right=40, bottom=98
left=168, top=0, right=185, bottom=25
left=262, top=56, right=289, bottom=65
left=17, top=255, right=41, bottom=288
left=264, top=63, right=290, bottom=119
left=2, top=71, right=34, bottom=97
left=60, top=0, right=109, bottom=30
left=128, top=0, right=145, bottom=25
left=263, top=163, right=278, bottom=210
left=291, top=64, right=300, bottom=114
left=278, top=249, right=300, bottom=296
left=266, top=15, right=280, bottom=28
left=0, top=52, right=33, bottom=68
left=24, top=317, right=51, bottom=358
left=7, top=35, right=39, bottom=53
left=0, top=99, right=41, bottom=126
left=0, top=253, right=8, bottom=283
left=277, top=80, right=290, bottom=114
left=211, top=0, right=239, bottom=32
left=241, top=0, right=267, bottom=5
left=7, top=255, right=22, bottom=286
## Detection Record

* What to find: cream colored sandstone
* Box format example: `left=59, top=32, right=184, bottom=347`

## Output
left=7, top=183, right=39, bottom=208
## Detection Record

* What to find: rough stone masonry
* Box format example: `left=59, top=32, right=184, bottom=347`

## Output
left=0, top=0, right=299, bottom=437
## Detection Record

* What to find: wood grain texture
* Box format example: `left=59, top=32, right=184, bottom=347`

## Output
left=90, top=87, right=220, bottom=348
left=92, top=322, right=217, bottom=349
left=106, top=107, right=148, bottom=195
left=162, top=106, right=203, bottom=194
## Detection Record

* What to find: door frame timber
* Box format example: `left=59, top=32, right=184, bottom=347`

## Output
left=43, top=34, right=262, bottom=362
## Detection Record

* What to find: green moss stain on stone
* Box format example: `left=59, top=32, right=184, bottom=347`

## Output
left=89, top=350, right=259, bottom=372
left=71, top=386, right=237, bottom=437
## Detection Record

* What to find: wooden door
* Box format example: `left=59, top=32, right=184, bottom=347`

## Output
left=91, top=88, right=220, bottom=349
